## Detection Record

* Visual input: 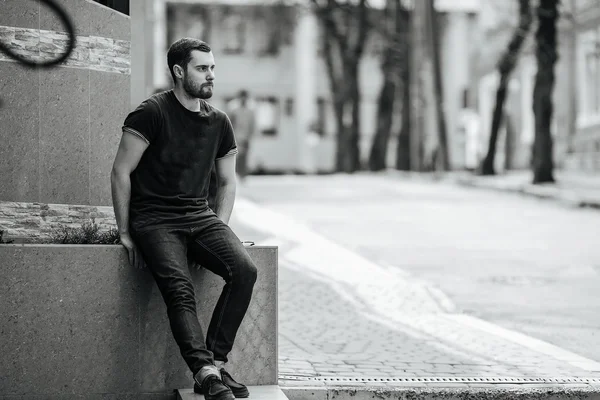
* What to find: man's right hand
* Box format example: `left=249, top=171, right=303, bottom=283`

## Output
left=120, top=233, right=146, bottom=269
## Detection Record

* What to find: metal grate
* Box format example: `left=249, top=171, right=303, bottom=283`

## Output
left=279, top=375, right=600, bottom=384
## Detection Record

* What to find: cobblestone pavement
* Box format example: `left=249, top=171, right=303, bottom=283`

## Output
left=228, top=176, right=600, bottom=388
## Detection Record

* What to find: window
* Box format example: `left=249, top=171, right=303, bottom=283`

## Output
left=577, top=27, right=600, bottom=127
left=255, top=97, right=280, bottom=136
left=222, top=9, right=245, bottom=54
left=315, top=97, right=327, bottom=137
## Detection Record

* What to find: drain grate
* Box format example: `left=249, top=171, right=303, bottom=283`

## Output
left=279, top=375, right=600, bottom=384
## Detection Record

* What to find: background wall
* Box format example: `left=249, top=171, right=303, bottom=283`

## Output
left=0, top=0, right=130, bottom=206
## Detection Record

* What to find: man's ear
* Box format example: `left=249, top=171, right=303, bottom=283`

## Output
left=173, top=64, right=185, bottom=80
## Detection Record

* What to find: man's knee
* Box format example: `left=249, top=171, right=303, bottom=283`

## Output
left=233, top=258, right=257, bottom=286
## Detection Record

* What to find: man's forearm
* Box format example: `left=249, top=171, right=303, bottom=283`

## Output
left=214, top=183, right=236, bottom=224
left=111, top=170, right=132, bottom=234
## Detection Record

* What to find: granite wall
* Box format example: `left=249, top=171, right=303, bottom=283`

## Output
left=0, top=0, right=130, bottom=206
left=0, top=244, right=278, bottom=399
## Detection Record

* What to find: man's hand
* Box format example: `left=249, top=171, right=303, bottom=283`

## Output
left=120, top=233, right=146, bottom=269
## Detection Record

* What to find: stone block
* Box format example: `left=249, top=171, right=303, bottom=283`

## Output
left=0, top=0, right=39, bottom=29
left=0, top=62, right=40, bottom=202
left=39, top=67, right=90, bottom=204
left=0, top=244, right=277, bottom=399
left=89, top=70, right=130, bottom=206
left=40, top=0, right=129, bottom=41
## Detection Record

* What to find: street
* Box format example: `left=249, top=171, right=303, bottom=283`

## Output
left=228, top=173, right=600, bottom=382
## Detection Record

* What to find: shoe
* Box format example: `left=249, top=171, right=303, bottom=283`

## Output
left=194, top=369, right=249, bottom=398
left=194, top=374, right=235, bottom=400
left=220, top=368, right=250, bottom=398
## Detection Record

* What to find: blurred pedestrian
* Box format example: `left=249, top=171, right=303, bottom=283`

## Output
left=229, top=90, right=256, bottom=180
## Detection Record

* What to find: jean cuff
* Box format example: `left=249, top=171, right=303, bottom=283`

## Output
left=194, top=365, right=220, bottom=384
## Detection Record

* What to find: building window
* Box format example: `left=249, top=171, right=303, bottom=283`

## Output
left=577, top=27, right=600, bottom=127
left=255, top=97, right=280, bottom=136
left=285, top=98, right=294, bottom=116
left=222, top=9, right=245, bottom=54
left=315, top=97, right=327, bottom=136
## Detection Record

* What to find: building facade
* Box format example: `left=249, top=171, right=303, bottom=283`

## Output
left=131, top=0, right=480, bottom=173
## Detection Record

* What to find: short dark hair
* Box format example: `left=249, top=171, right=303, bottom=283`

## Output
left=239, top=89, right=249, bottom=99
left=167, top=38, right=212, bottom=83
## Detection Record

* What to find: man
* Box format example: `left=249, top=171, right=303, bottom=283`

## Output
left=228, top=90, right=256, bottom=180
left=111, top=38, right=257, bottom=400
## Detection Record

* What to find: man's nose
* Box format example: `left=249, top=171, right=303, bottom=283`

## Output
left=207, top=71, right=215, bottom=80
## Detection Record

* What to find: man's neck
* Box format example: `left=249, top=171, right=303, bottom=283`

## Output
left=173, top=87, right=201, bottom=112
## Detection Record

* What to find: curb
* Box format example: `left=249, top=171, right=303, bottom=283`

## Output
left=453, top=178, right=600, bottom=209
left=282, top=384, right=600, bottom=400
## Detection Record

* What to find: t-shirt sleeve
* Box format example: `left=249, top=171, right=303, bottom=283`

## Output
left=216, top=114, right=238, bottom=160
left=121, top=99, right=161, bottom=144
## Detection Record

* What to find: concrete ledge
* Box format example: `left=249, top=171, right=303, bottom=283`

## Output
left=0, top=244, right=277, bottom=399
left=281, top=385, right=600, bottom=400
left=178, top=385, right=289, bottom=400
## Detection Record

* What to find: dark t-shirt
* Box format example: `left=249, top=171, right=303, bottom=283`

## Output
left=122, top=90, right=237, bottom=232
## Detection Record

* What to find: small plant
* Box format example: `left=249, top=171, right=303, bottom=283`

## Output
left=47, top=220, right=121, bottom=245
left=0, top=230, right=14, bottom=244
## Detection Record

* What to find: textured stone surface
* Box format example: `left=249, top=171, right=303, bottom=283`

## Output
left=39, top=67, right=90, bottom=204
left=89, top=70, right=130, bottom=205
left=0, top=9, right=130, bottom=205
left=0, top=202, right=116, bottom=241
left=39, top=0, right=130, bottom=41
left=0, top=0, right=40, bottom=29
left=0, top=63, right=40, bottom=202
left=0, top=245, right=277, bottom=398
left=0, top=26, right=131, bottom=74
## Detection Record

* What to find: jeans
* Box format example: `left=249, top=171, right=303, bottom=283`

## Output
left=132, top=215, right=258, bottom=376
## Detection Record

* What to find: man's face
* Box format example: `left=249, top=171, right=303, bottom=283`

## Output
left=181, top=50, right=215, bottom=99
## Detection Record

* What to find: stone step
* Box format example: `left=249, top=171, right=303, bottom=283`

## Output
left=177, top=385, right=289, bottom=400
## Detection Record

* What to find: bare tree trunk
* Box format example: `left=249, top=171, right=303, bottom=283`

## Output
left=480, top=0, right=532, bottom=175
left=396, top=76, right=411, bottom=170
left=368, top=0, right=406, bottom=171
left=313, top=0, right=370, bottom=173
left=368, top=73, right=396, bottom=171
left=394, top=7, right=411, bottom=171
left=426, top=0, right=450, bottom=171
left=408, top=0, right=427, bottom=171
left=532, top=0, right=558, bottom=183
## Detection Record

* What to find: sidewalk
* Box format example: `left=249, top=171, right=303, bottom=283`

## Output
left=229, top=197, right=600, bottom=397
left=440, top=170, right=600, bottom=209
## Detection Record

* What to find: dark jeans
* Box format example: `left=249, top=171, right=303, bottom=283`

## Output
left=132, top=216, right=258, bottom=376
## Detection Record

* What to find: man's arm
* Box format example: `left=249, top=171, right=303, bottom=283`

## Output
left=111, top=131, right=148, bottom=234
left=213, top=154, right=237, bottom=224
left=111, top=131, right=148, bottom=268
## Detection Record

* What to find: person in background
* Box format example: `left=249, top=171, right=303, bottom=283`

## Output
left=229, top=90, right=256, bottom=181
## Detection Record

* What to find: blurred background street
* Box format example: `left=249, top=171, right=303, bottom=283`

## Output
left=228, top=173, right=600, bottom=382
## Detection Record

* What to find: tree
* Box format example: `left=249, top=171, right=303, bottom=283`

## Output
left=479, top=0, right=533, bottom=176
left=367, top=0, right=409, bottom=171
left=426, top=0, right=450, bottom=171
left=531, top=0, right=559, bottom=183
left=311, top=0, right=371, bottom=173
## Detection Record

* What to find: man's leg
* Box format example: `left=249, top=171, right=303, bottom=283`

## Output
left=188, top=218, right=257, bottom=396
left=133, top=227, right=216, bottom=374
left=236, top=141, right=249, bottom=179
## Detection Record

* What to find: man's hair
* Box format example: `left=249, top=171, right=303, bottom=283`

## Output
left=239, top=89, right=249, bottom=99
left=167, top=38, right=212, bottom=83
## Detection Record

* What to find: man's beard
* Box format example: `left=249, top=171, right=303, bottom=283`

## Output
left=183, top=77, right=213, bottom=99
